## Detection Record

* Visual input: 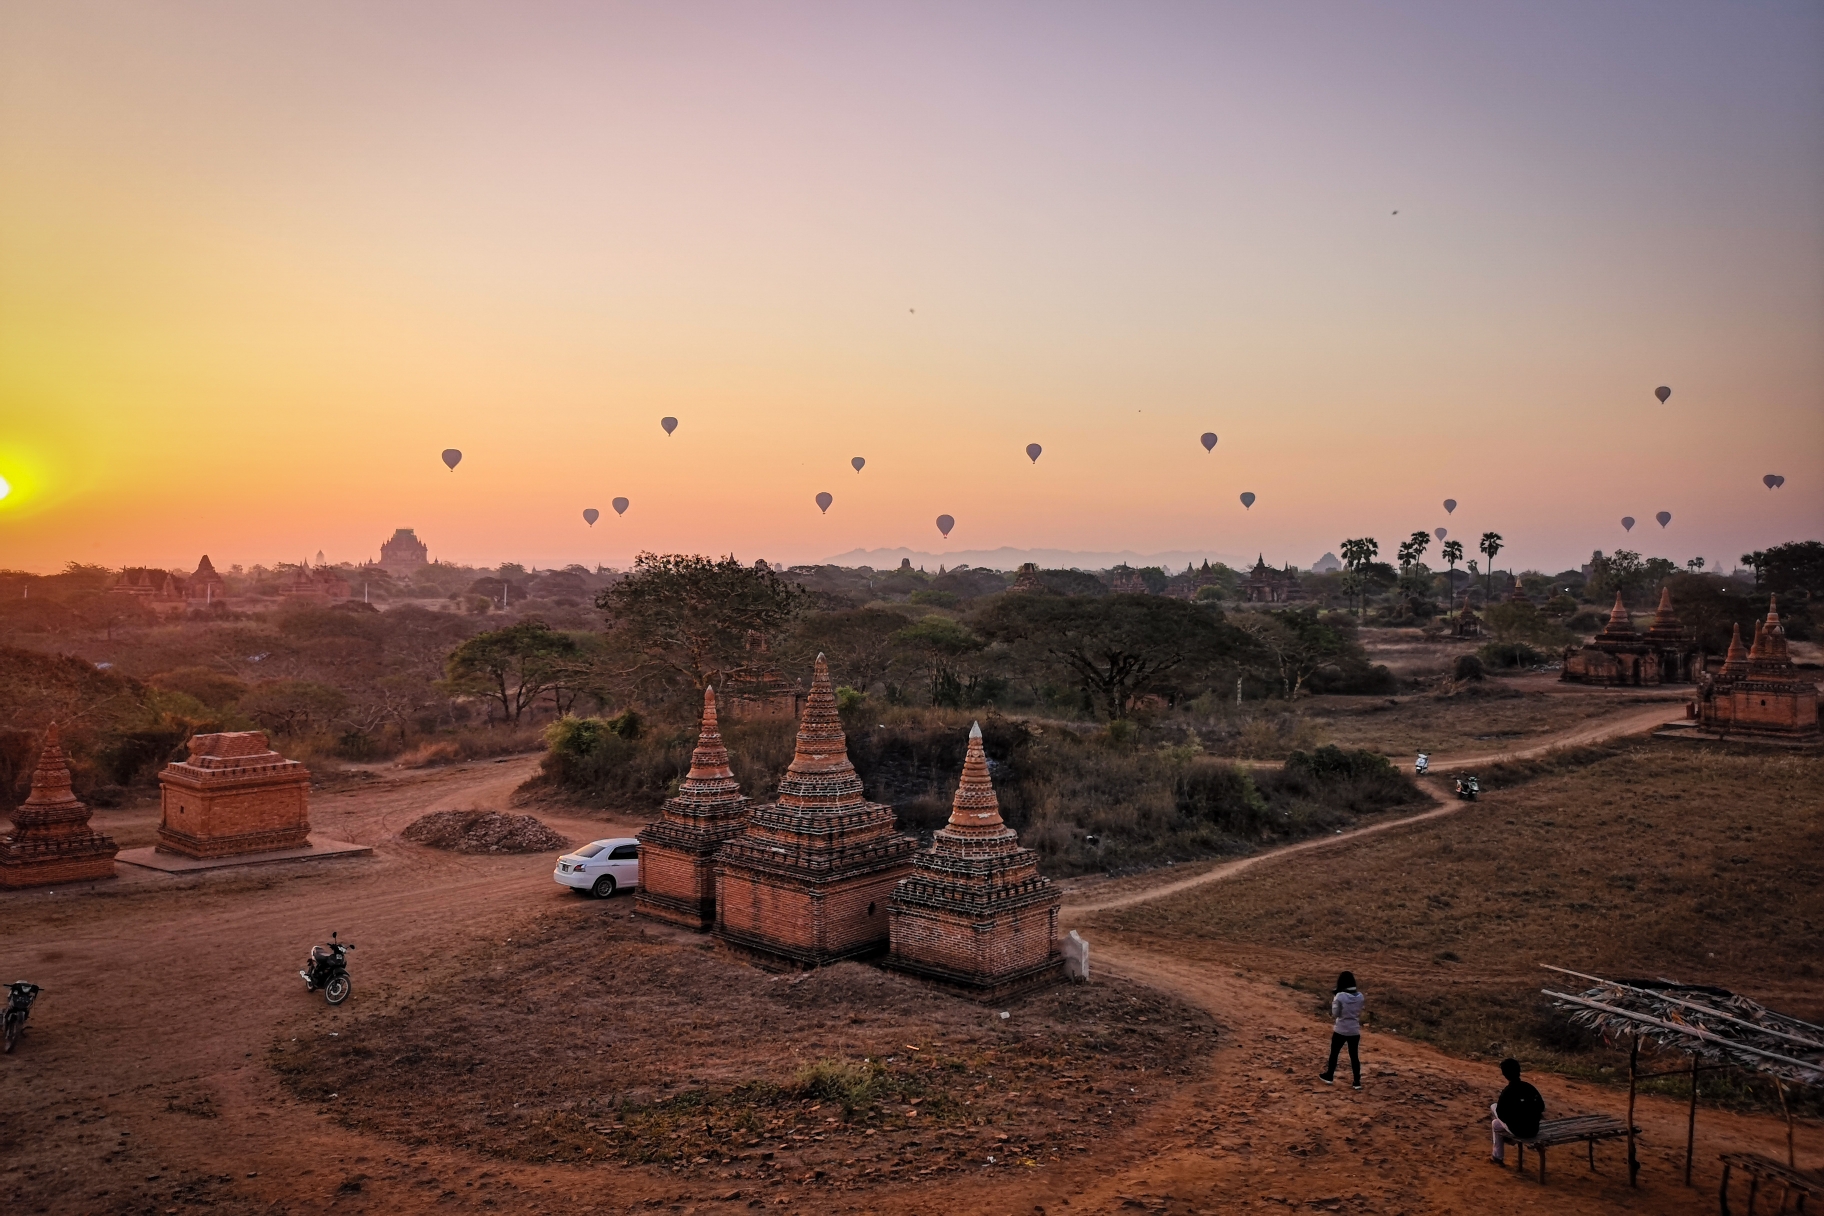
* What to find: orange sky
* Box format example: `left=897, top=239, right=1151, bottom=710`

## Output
left=3, top=2, right=1820, bottom=576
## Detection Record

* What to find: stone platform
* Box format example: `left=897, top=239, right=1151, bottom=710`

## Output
left=118, top=837, right=371, bottom=873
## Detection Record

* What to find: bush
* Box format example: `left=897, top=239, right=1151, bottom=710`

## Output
left=1566, top=609, right=1604, bottom=632
left=1477, top=641, right=1546, bottom=670
left=1174, top=761, right=1271, bottom=836
left=1452, top=654, right=1486, bottom=682
left=907, top=589, right=958, bottom=608
left=792, top=1059, right=899, bottom=1116
left=1304, top=659, right=1398, bottom=696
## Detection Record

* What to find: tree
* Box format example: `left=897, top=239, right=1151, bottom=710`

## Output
left=445, top=621, right=583, bottom=724
left=596, top=553, right=807, bottom=693
left=1741, top=541, right=1824, bottom=599
left=973, top=594, right=1239, bottom=721
left=1231, top=608, right=1358, bottom=698
left=241, top=680, right=350, bottom=737
left=890, top=615, right=986, bottom=706
left=1441, top=539, right=1464, bottom=587
left=1587, top=549, right=1646, bottom=604
left=1478, top=532, right=1504, bottom=600
left=1339, top=538, right=1379, bottom=616
left=1396, top=531, right=1431, bottom=570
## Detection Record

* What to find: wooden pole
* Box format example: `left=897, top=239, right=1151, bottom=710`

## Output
left=1685, top=1054, right=1700, bottom=1187
left=1627, top=1034, right=1641, bottom=1187
left=1776, top=1077, right=1794, bottom=1170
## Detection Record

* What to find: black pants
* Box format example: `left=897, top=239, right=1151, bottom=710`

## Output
left=1323, top=1033, right=1360, bottom=1083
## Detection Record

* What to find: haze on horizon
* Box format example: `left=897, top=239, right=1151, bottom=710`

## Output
left=2, top=1, right=1820, bottom=578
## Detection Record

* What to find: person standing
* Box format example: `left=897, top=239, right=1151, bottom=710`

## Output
left=1488, top=1058, right=1545, bottom=1165
left=1320, top=971, right=1365, bottom=1090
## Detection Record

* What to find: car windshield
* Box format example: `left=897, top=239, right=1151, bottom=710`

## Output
left=573, top=843, right=608, bottom=858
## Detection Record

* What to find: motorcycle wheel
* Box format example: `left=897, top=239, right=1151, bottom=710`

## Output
left=591, top=875, right=617, bottom=899
left=3, top=1017, right=19, bottom=1053
left=324, top=974, right=351, bottom=1005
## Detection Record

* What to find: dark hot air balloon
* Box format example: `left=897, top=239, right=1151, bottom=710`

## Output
left=1656, top=511, right=1671, bottom=528
left=1763, top=474, right=1779, bottom=490
left=1775, top=475, right=1786, bottom=487
left=1239, top=492, right=1256, bottom=509
left=583, top=508, right=599, bottom=526
left=612, top=497, right=629, bottom=515
left=660, top=416, right=678, bottom=435
left=815, top=492, right=833, bottom=514
left=935, top=514, right=954, bottom=537
left=1434, top=527, right=1447, bottom=541
left=852, top=457, right=865, bottom=473
left=1443, top=499, right=1457, bottom=514
left=1621, top=516, right=1635, bottom=532
left=1655, top=386, right=1671, bottom=403
left=441, top=449, right=462, bottom=471
left=1200, top=432, right=1218, bottom=452
left=1026, top=443, right=1042, bottom=463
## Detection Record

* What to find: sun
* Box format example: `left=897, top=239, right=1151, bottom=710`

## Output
left=0, top=473, right=10, bottom=502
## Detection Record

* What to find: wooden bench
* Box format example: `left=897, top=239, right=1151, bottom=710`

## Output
left=1500, top=1114, right=1637, bottom=1184
left=1719, top=1152, right=1824, bottom=1215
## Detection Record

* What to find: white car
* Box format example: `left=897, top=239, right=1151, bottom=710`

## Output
left=553, top=838, right=640, bottom=898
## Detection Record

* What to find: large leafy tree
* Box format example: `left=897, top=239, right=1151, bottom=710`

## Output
left=973, top=593, right=1239, bottom=720
left=1231, top=607, right=1361, bottom=698
left=1741, top=541, right=1824, bottom=599
left=445, top=620, right=584, bottom=724
left=891, top=615, right=984, bottom=706
left=595, top=553, right=806, bottom=693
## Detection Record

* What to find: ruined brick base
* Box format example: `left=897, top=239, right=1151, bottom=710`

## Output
left=155, top=824, right=311, bottom=859
left=0, top=839, right=118, bottom=889
left=881, top=952, right=1067, bottom=1002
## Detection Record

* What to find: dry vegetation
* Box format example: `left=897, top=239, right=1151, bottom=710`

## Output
left=1088, top=740, right=1824, bottom=1111
left=271, top=906, right=1218, bottom=1194
left=1296, top=681, right=1680, bottom=758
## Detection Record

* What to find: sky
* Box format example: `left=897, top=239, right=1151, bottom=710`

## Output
left=2, top=1, right=1820, bottom=576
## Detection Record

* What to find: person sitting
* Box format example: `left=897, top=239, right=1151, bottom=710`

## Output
left=1489, top=1057, right=1545, bottom=1165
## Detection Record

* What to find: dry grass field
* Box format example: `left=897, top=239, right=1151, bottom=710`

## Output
left=1295, top=681, right=1686, bottom=758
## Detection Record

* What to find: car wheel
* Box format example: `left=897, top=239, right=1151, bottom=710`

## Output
left=324, top=974, right=352, bottom=1005
left=591, top=875, right=617, bottom=899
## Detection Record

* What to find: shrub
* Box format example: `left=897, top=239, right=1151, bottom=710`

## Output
left=1304, top=659, right=1398, bottom=696
left=1477, top=641, right=1545, bottom=670
left=907, top=589, right=958, bottom=608
left=1174, top=761, right=1271, bottom=836
left=792, top=1059, right=898, bottom=1116
left=1452, top=654, right=1486, bottom=682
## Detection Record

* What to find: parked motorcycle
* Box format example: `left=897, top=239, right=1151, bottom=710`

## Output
left=1415, top=752, right=1430, bottom=776
left=4, top=981, right=40, bottom=1053
left=299, top=932, right=355, bottom=1005
left=1454, top=776, right=1480, bottom=802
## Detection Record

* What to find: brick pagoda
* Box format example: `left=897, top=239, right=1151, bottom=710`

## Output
left=887, top=722, right=1062, bottom=997
left=1692, top=599, right=1820, bottom=741
left=1563, top=591, right=1695, bottom=686
left=636, top=687, right=750, bottom=929
left=156, top=731, right=313, bottom=858
left=0, top=725, right=118, bottom=889
left=713, top=655, right=915, bottom=966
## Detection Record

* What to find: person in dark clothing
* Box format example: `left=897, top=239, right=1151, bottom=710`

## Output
left=1319, top=971, right=1364, bottom=1090
left=1489, top=1057, right=1545, bottom=1164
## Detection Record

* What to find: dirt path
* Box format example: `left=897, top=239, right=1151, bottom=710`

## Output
left=1426, top=701, right=1684, bottom=772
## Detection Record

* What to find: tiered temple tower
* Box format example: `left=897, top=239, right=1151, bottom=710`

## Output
left=636, top=687, right=750, bottom=929
left=713, top=655, right=915, bottom=966
left=0, top=725, right=118, bottom=889
left=157, top=731, right=313, bottom=858
left=1694, top=598, right=1820, bottom=740
left=887, top=722, right=1062, bottom=997
left=1563, top=592, right=1694, bottom=686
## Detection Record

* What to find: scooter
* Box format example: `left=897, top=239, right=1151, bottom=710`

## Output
left=1454, top=776, right=1480, bottom=802
left=4, top=982, right=40, bottom=1053
left=1415, top=752, right=1430, bottom=776
left=299, top=932, right=355, bottom=1005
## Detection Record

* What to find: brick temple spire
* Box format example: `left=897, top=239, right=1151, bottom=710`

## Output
left=712, top=654, right=915, bottom=966
left=636, top=687, right=751, bottom=928
left=0, top=724, right=119, bottom=889
left=887, top=722, right=1063, bottom=997
left=1719, top=623, right=1750, bottom=677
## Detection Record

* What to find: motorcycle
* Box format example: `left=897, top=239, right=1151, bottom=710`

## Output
left=1454, top=776, right=1480, bottom=802
left=299, top=932, right=355, bottom=1005
left=4, top=982, right=39, bottom=1053
left=1415, top=752, right=1430, bottom=776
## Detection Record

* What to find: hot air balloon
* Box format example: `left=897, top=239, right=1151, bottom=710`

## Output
left=1443, top=499, right=1457, bottom=514
left=1764, top=474, right=1780, bottom=490
left=936, top=514, right=955, bottom=537
left=1434, top=527, right=1448, bottom=541
left=852, top=457, right=865, bottom=473
left=612, top=497, right=629, bottom=515
left=815, top=492, right=833, bottom=514
left=1776, top=475, right=1786, bottom=487
left=1656, top=511, right=1671, bottom=528
left=1239, top=492, right=1256, bottom=509
left=1621, top=516, right=1635, bottom=532
left=1655, top=386, right=1671, bottom=403
left=660, top=417, right=678, bottom=435
left=583, top=508, right=599, bottom=526
left=441, top=449, right=462, bottom=471
left=1200, top=432, right=1218, bottom=452
left=1026, top=443, right=1042, bottom=464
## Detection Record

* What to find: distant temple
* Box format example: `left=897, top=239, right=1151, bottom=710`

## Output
left=377, top=528, right=429, bottom=577
left=636, top=688, right=750, bottom=930
left=713, top=655, right=915, bottom=967
left=1009, top=562, right=1046, bottom=594
left=1450, top=596, right=1482, bottom=638
left=1106, top=565, right=1152, bottom=595
left=1691, top=598, right=1819, bottom=741
left=278, top=563, right=352, bottom=603
left=108, top=567, right=188, bottom=615
left=1162, top=560, right=1229, bottom=601
left=886, top=722, right=1062, bottom=998
left=185, top=555, right=227, bottom=607
left=0, top=725, right=118, bottom=889
left=1562, top=591, right=1696, bottom=686
left=719, top=633, right=804, bottom=721
left=1241, top=556, right=1303, bottom=604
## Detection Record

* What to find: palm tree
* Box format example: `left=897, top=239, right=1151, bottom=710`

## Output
left=1339, top=537, right=1379, bottom=616
left=1441, top=540, right=1464, bottom=598
left=1479, top=532, right=1504, bottom=600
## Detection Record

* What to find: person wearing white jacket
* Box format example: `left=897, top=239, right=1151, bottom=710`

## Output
left=1320, top=970, right=1365, bottom=1090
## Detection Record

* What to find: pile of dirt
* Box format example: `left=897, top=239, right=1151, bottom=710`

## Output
left=400, top=809, right=568, bottom=853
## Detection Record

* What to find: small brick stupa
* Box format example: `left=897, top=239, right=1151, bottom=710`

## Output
left=157, top=731, right=312, bottom=858
left=1563, top=591, right=1696, bottom=685
left=713, top=655, right=915, bottom=966
left=887, top=722, right=1062, bottom=997
left=1694, top=598, right=1820, bottom=740
left=0, top=726, right=119, bottom=889
left=636, top=687, right=750, bottom=929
